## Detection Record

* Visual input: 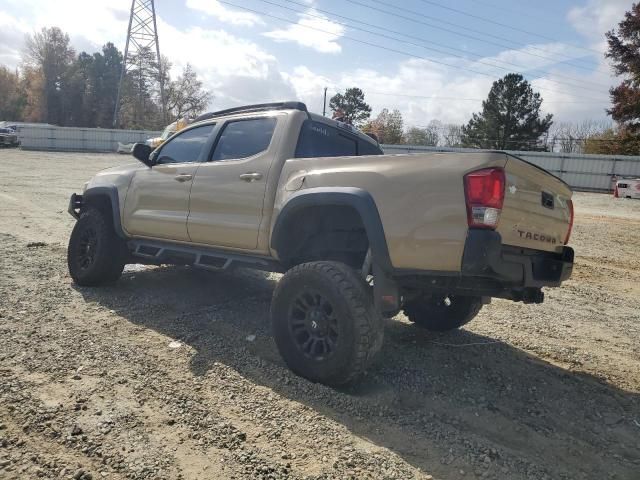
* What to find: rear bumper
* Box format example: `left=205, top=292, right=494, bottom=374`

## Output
left=461, top=230, right=573, bottom=288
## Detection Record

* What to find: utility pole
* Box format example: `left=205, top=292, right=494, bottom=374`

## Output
left=323, top=87, right=328, bottom=116
left=113, top=0, right=166, bottom=128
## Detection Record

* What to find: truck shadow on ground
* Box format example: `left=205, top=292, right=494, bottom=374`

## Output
left=76, top=264, right=640, bottom=480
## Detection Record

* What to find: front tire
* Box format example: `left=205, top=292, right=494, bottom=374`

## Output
left=67, top=208, right=127, bottom=286
left=403, top=295, right=482, bottom=332
left=271, top=261, right=383, bottom=386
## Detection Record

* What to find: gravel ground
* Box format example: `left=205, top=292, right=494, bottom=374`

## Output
left=1, top=150, right=639, bottom=480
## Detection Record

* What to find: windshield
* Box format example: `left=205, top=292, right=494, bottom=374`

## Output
left=161, top=126, right=176, bottom=140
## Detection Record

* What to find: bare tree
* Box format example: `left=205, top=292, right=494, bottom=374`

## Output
left=166, top=64, right=212, bottom=122
left=443, top=124, right=463, bottom=147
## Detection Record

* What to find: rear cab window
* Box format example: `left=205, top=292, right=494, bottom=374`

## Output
left=295, top=120, right=382, bottom=158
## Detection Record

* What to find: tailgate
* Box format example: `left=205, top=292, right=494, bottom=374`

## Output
left=498, top=155, right=573, bottom=253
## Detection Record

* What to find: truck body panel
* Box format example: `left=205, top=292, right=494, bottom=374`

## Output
left=498, top=156, right=573, bottom=253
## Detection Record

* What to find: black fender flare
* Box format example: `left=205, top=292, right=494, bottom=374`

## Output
left=82, top=186, right=126, bottom=239
left=270, top=187, right=393, bottom=273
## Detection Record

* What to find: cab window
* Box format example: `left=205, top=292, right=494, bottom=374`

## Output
left=156, top=125, right=215, bottom=164
left=295, top=120, right=383, bottom=158
left=211, top=117, right=277, bottom=161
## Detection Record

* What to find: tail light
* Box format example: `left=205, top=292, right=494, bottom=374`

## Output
left=464, top=167, right=505, bottom=229
left=564, top=199, right=574, bottom=245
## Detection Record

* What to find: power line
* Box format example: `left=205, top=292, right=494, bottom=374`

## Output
left=218, top=0, right=608, bottom=102
left=351, top=90, right=607, bottom=104
left=268, top=0, right=610, bottom=92
left=466, top=0, right=569, bottom=27
left=414, top=0, right=604, bottom=56
left=346, top=0, right=599, bottom=72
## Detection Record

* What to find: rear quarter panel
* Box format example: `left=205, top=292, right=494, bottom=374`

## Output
left=273, top=152, right=508, bottom=272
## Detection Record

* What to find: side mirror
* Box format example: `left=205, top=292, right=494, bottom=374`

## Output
left=132, top=143, right=154, bottom=167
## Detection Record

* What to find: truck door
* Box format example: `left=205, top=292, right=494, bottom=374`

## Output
left=187, top=116, right=280, bottom=250
left=123, top=124, right=215, bottom=241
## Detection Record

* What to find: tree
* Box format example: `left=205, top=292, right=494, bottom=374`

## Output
left=166, top=64, right=212, bottom=122
left=404, top=121, right=440, bottom=146
left=606, top=4, right=640, bottom=131
left=329, top=87, right=371, bottom=126
left=0, top=67, right=26, bottom=120
left=24, top=27, right=76, bottom=125
left=92, top=43, right=124, bottom=128
left=583, top=128, right=640, bottom=155
left=443, top=124, right=463, bottom=147
left=119, top=46, right=164, bottom=129
left=63, top=52, right=96, bottom=126
left=363, top=109, right=404, bottom=144
left=461, top=73, right=553, bottom=150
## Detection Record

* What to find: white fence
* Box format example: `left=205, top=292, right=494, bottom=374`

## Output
left=16, top=125, right=160, bottom=153
left=11, top=124, right=640, bottom=193
left=382, top=144, right=640, bottom=193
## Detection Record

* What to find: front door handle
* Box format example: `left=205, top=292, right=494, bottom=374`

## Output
left=239, top=172, right=263, bottom=182
left=174, top=174, right=193, bottom=182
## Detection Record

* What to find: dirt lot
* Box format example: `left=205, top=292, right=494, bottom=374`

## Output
left=1, top=150, right=639, bottom=480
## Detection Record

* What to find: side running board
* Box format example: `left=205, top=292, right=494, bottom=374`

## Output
left=128, top=240, right=283, bottom=273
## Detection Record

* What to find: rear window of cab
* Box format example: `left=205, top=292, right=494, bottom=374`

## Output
left=295, top=120, right=382, bottom=158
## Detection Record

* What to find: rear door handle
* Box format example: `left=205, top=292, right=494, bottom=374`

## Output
left=174, top=174, right=193, bottom=182
left=239, top=172, right=263, bottom=182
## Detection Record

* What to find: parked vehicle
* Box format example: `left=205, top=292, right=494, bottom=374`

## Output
left=66, top=102, right=574, bottom=386
left=615, top=178, right=640, bottom=199
left=0, top=127, right=19, bottom=147
left=146, top=118, right=189, bottom=149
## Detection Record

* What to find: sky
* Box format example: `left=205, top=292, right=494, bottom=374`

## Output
left=0, top=0, right=632, bottom=127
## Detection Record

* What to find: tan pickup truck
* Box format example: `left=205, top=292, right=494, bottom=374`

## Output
left=67, top=102, right=574, bottom=386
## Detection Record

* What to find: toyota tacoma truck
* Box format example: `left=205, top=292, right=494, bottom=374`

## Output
left=67, top=102, right=574, bottom=386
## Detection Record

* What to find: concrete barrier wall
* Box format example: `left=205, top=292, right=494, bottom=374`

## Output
left=16, top=125, right=160, bottom=153
left=381, top=144, right=640, bottom=193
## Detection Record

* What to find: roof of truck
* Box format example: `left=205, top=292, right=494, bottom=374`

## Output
left=192, top=101, right=380, bottom=148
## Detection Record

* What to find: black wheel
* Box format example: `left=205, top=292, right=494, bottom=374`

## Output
left=271, top=261, right=383, bottom=386
left=403, top=294, right=482, bottom=332
left=67, top=207, right=127, bottom=286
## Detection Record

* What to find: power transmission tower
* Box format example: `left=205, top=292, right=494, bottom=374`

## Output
left=113, top=0, right=167, bottom=127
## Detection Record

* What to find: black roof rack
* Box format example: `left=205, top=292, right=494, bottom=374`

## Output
left=194, top=101, right=308, bottom=123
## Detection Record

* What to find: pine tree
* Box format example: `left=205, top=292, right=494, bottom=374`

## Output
left=461, top=73, right=553, bottom=151
left=329, top=87, right=371, bottom=126
left=606, top=3, right=640, bottom=132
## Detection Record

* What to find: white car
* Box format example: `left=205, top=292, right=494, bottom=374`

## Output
left=615, top=178, right=640, bottom=199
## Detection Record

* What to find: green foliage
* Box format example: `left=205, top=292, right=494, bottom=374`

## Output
left=583, top=128, right=640, bottom=155
left=606, top=4, right=640, bottom=132
left=0, top=67, right=27, bottom=120
left=1, top=26, right=212, bottom=130
left=404, top=121, right=440, bottom=146
left=461, top=73, right=553, bottom=150
left=24, top=27, right=75, bottom=125
left=363, top=109, right=404, bottom=144
left=329, top=87, right=371, bottom=126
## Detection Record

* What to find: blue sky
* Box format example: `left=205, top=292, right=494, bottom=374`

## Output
left=0, top=0, right=631, bottom=126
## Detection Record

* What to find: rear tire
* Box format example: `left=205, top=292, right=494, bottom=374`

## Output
left=403, top=295, right=482, bottom=332
left=271, top=261, right=383, bottom=386
left=67, top=208, right=127, bottom=286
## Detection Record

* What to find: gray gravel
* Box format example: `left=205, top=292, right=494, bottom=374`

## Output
left=0, top=150, right=639, bottom=479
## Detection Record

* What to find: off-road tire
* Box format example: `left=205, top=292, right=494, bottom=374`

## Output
left=67, top=207, right=127, bottom=286
left=271, top=261, right=383, bottom=386
left=403, top=295, right=482, bottom=332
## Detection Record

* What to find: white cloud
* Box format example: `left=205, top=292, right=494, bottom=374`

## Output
left=568, top=0, right=630, bottom=50
left=264, top=10, right=344, bottom=54
left=185, top=0, right=263, bottom=27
